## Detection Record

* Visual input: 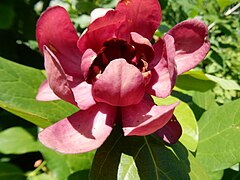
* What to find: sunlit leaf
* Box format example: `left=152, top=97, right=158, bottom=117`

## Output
left=196, top=99, right=240, bottom=171
left=118, top=154, right=140, bottom=180
left=0, top=57, right=78, bottom=128
left=191, top=90, right=218, bottom=120
left=39, top=144, right=95, bottom=180
left=175, top=71, right=216, bottom=93
left=153, top=96, right=198, bottom=152
left=205, top=74, right=240, bottom=90
left=0, top=127, right=38, bottom=154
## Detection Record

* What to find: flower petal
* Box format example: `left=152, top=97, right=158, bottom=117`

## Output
left=90, top=8, right=113, bottom=23
left=122, top=95, right=179, bottom=136
left=93, top=59, right=145, bottom=106
left=81, top=49, right=97, bottom=80
left=36, top=80, right=60, bottom=101
left=43, top=46, right=77, bottom=106
left=146, top=35, right=177, bottom=98
left=38, top=103, right=116, bottom=154
left=116, top=0, right=161, bottom=40
left=70, top=81, right=96, bottom=110
left=130, top=32, right=154, bottom=62
left=167, top=19, right=210, bottom=75
left=78, top=10, right=125, bottom=53
left=155, top=115, right=182, bottom=144
left=36, top=6, right=82, bottom=77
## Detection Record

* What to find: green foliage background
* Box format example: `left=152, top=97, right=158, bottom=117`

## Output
left=0, top=0, right=239, bottom=179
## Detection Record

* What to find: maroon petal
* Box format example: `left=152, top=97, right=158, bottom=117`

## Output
left=116, top=0, right=161, bottom=40
left=146, top=35, right=177, bottom=98
left=36, top=80, right=60, bottom=101
left=155, top=115, right=182, bottom=144
left=130, top=32, right=154, bottom=62
left=38, top=103, right=117, bottom=154
left=43, top=46, right=77, bottom=106
left=121, top=95, right=179, bottom=136
left=81, top=49, right=97, bottom=80
left=93, top=59, right=145, bottom=106
left=78, top=10, right=125, bottom=53
left=36, top=6, right=82, bottom=77
left=167, top=19, right=210, bottom=75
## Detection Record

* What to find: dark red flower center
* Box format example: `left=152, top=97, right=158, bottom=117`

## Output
left=86, top=38, right=152, bottom=84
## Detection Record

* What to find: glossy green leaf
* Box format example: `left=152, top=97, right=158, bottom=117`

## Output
left=90, top=126, right=208, bottom=180
left=0, top=162, right=25, bottom=180
left=0, top=57, right=78, bottom=128
left=0, top=127, right=38, bottom=154
left=153, top=96, right=198, bottom=152
left=175, top=71, right=216, bottom=93
left=196, top=99, right=240, bottom=171
left=118, top=154, right=140, bottom=180
left=205, top=74, right=240, bottom=90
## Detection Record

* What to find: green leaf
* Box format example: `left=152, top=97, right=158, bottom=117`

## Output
left=118, top=154, right=140, bottom=180
left=190, top=90, right=218, bottom=120
left=0, top=162, right=25, bottom=180
left=0, top=127, right=39, bottom=154
left=28, top=173, right=56, bottom=180
left=205, top=74, right=240, bottom=90
left=217, top=0, right=238, bottom=9
left=153, top=96, right=198, bottom=152
left=192, top=91, right=218, bottom=111
left=39, top=145, right=71, bottom=180
left=175, top=71, right=216, bottom=93
left=196, top=99, right=240, bottom=171
left=0, top=57, right=78, bottom=128
left=39, top=144, right=95, bottom=180
left=90, top=126, right=208, bottom=180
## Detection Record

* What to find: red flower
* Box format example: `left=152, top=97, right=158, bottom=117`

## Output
left=36, top=0, right=210, bottom=153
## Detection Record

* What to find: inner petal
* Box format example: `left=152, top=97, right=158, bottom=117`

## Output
left=92, top=58, right=145, bottom=106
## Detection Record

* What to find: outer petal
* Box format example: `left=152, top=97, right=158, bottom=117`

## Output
left=90, top=8, right=113, bottom=23
left=167, top=19, right=210, bottom=75
left=116, top=0, right=161, bottom=40
left=155, top=115, right=182, bottom=144
left=36, top=80, right=60, bottom=101
left=38, top=103, right=117, bottom=154
left=146, top=35, right=177, bottom=98
left=78, top=10, right=125, bottom=53
left=121, top=95, right=179, bottom=136
left=93, top=59, right=145, bottom=106
left=36, top=6, right=82, bottom=77
left=43, top=46, right=77, bottom=106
